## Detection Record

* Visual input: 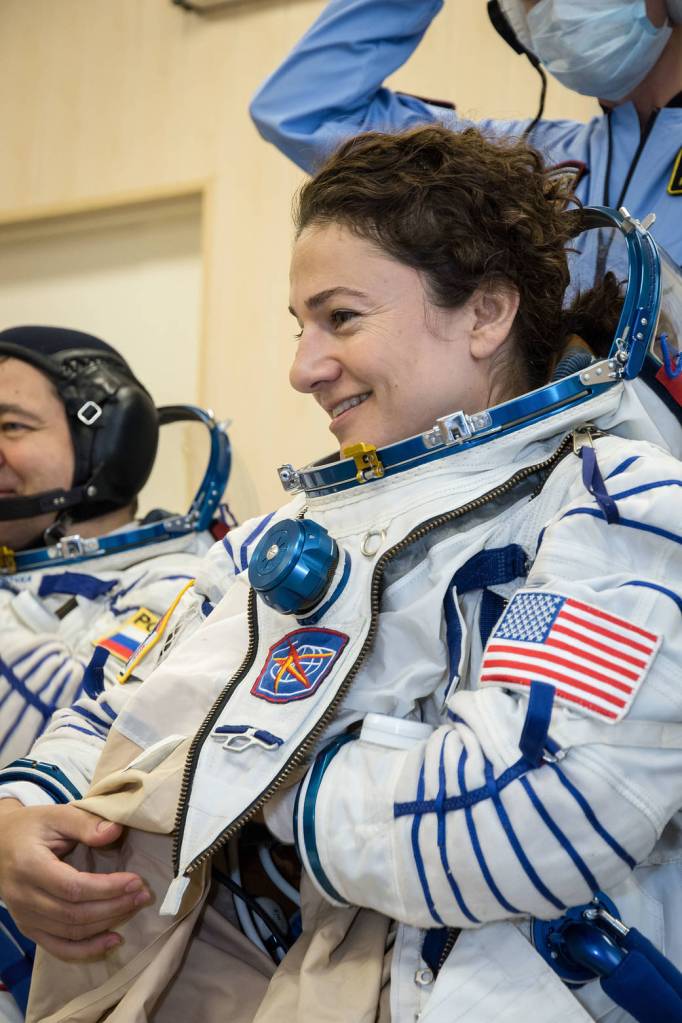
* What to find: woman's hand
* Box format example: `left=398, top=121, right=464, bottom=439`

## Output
left=0, top=799, right=152, bottom=960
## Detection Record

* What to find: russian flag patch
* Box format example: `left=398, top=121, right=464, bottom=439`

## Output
left=480, top=590, right=660, bottom=722
left=94, top=607, right=160, bottom=663
left=251, top=627, right=348, bottom=704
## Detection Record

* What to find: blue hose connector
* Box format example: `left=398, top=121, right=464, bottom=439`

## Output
left=248, top=519, right=339, bottom=615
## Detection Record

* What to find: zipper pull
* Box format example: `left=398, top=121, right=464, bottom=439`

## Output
left=159, top=873, right=191, bottom=917
left=572, top=426, right=596, bottom=455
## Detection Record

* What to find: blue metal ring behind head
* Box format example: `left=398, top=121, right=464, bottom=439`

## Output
left=587, top=206, right=661, bottom=379
left=166, top=405, right=232, bottom=530
left=279, top=206, right=661, bottom=499
left=8, top=404, right=231, bottom=573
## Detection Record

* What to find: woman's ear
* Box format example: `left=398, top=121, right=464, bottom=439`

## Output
left=468, top=283, right=520, bottom=361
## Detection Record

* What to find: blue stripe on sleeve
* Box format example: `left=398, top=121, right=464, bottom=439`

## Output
left=548, top=763, right=636, bottom=869
left=394, top=758, right=529, bottom=817
left=0, top=657, right=54, bottom=719
left=606, top=456, right=640, bottom=479
left=239, top=512, right=276, bottom=571
left=618, top=579, right=682, bottom=614
left=483, top=759, right=565, bottom=912
left=99, top=699, right=118, bottom=720
left=411, top=761, right=444, bottom=926
left=9, top=645, right=60, bottom=676
left=560, top=507, right=682, bottom=546
left=71, top=705, right=111, bottom=734
left=610, top=479, right=682, bottom=501
left=60, top=723, right=102, bottom=739
left=436, top=735, right=478, bottom=923
left=458, top=747, right=520, bottom=915
left=519, top=776, right=599, bottom=892
left=222, top=536, right=238, bottom=574
left=0, top=659, right=68, bottom=757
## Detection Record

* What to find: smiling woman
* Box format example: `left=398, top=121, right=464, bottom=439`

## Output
left=287, top=126, right=615, bottom=454
left=19, top=126, right=682, bottom=1023
left=288, top=224, right=520, bottom=450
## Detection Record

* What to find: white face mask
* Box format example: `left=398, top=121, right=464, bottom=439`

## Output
left=527, top=0, right=672, bottom=101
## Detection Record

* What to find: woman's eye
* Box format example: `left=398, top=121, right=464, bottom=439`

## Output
left=292, top=328, right=303, bottom=341
left=330, top=309, right=357, bottom=328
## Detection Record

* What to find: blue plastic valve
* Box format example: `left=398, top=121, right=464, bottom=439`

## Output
left=248, top=518, right=339, bottom=615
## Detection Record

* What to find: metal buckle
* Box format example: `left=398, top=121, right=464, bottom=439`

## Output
left=47, top=535, right=100, bottom=560
left=422, top=409, right=492, bottom=450
left=0, top=546, right=16, bottom=574
left=77, top=401, right=103, bottom=426
left=342, top=442, right=385, bottom=483
left=277, top=464, right=302, bottom=492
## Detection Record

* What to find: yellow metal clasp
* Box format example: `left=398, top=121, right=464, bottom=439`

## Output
left=0, top=546, right=16, bottom=575
left=342, top=442, right=385, bottom=484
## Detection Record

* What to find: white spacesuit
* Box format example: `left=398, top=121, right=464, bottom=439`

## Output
left=0, top=326, right=232, bottom=1022
left=16, top=213, right=682, bottom=1022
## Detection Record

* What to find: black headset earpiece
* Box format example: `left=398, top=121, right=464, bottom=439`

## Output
left=486, top=0, right=547, bottom=135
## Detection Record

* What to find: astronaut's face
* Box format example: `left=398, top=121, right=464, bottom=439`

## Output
left=0, top=357, right=75, bottom=550
left=289, top=222, right=516, bottom=451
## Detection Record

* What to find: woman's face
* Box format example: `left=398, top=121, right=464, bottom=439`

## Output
left=289, top=223, right=516, bottom=451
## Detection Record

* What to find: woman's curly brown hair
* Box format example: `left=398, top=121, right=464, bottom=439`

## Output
left=294, top=125, right=619, bottom=395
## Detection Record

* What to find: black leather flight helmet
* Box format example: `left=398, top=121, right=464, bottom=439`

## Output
left=0, top=325, right=159, bottom=523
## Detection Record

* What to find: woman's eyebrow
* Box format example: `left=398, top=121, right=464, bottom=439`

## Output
left=289, top=286, right=370, bottom=317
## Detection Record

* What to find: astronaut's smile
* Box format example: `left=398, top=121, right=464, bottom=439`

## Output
left=330, top=392, right=371, bottom=422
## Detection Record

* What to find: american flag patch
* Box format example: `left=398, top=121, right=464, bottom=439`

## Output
left=480, top=590, right=660, bottom=722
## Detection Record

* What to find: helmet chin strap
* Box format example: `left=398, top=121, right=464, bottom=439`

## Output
left=0, top=484, right=90, bottom=521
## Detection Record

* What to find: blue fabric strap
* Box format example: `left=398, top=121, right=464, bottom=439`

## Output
left=38, top=571, right=117, bottom=600
left=80, top=645, right=110, bottom=699
left=519, top=681, right=555, bottom=766
left=479, top=589, right=507, bottom=647
left=580, top=446, right=620, bottom=524
left=452, top=545, right=528, bottom=594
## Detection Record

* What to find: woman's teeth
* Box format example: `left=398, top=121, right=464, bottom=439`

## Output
left=331, top=393, right=370, bottom=419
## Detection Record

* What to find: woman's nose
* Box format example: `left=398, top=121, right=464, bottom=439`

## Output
left=289, top=331, right=342, bottom=394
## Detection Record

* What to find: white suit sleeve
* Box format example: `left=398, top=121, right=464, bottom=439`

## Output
left=296, top=452, right=682, bottom=926
left=0, top=581, right=206, bottom=804
left=0, top=515, right=276, bottom=806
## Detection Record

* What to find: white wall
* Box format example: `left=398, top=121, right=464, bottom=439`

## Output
left=0, top=198, right=204, bottom=516
left=0, top=0, right=599, bottom=517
